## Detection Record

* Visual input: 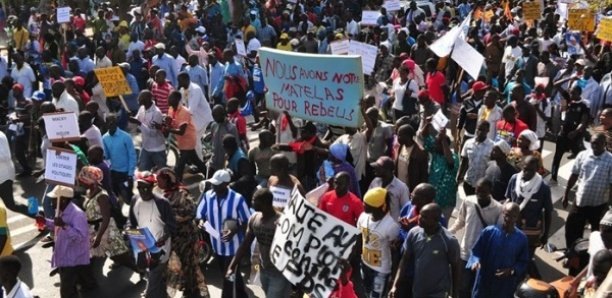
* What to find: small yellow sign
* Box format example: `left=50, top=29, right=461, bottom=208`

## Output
left=522, top=2, right=541, bottom=21
left=596, top=17, right=612, bottom=42
left=93, top=66, right=132, bottom=98
left=568, top=8, right=596, bottom=32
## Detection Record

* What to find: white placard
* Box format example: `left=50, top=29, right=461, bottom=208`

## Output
left=349, top=41, right=378, bottom=75
left=57, top=7, right=71, bottom=24
left=361, top=11, right=381, bottom=26
left=42, top=112, right=80, bottom=141
left=384, top=0, right=401, bottom=11
left=432, top=109, right=449, bottom=131
left=270, top=185, right=292, bottom=208
left=235, top=38, right=247, bottom=56
left=330, top=39, right=350, bottom=55
left=450, top=38, right=485, bottom=80
left=270, top=187, right=359, bottom=298
left=204, top=221, right=220, bottom=239
left=45, top=148, right=78, bottom=186
left=305, top=182, right=329, bottom=206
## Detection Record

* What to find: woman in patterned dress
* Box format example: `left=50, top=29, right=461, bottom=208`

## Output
left=77, top=166, right=133, bottom=268
left=156, top=167, right=209, bottom=298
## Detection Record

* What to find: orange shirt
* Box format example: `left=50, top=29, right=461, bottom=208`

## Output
left=169, top=105, right=196, bottom=150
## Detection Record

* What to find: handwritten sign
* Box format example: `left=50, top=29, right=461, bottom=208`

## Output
left=270, top=185, right=292, bottom=208
left=270, top=188, right=359, bottom=298
left=568, top=8, right=596, bottom=32
left=259, top=48, right=364, bottom=128
left=349, top=41, right=378, bottom=75
left=235, top=38, right=247, bottom=56
left=451, top=38, right=484, bottom=80
left=93, top=67, right=132, bottom=98
left=56, top=7, right=71, bottom=23
left=383, top=0, right=401, bottom=11
left=42, top=112, right=80, bottom=142
left=522, top=2, right=541, bottom=21
left=597, top=17, right=612, bottom=42
left=330, top=39, right=349, bottom=55
left=45, top=148, right=78, bottom=186
left=361, top=11, right=381, bottom=26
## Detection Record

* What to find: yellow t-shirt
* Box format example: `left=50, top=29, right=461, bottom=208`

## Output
left=0, top=204, right=13, bottom=256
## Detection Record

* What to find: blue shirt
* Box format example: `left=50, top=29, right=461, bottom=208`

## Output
left=185, top=65, right=209, bottom=89
left=228, top=148, right=247, bottom=175
left=152, top=53, right=178, bottom=87
left=78, top=57, right=95, bottom=75
left=102, top=128, right=137, bottom=175
left=124, top=73, right=140, bottom=112
left=251, top=65, right=265, bottom=94
left=469, top=225, right=529, bottom=298
left=213, top=60, right=245, bottom=98
left=209, top=62, right=225, bottom=98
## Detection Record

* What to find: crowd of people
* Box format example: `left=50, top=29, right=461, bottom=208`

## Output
left=0, top=0, right=611, bottom=297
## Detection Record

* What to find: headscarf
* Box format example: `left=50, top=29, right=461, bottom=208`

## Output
left=78, top=166, right=103, bottom=186
left=157, top=167, right=182, bottom=196
left=519, top=129, right=540, bottom=151
left=135, top=171, right=157, bottom=185
left=494, top=140, right=512, bottom=155
left=330, top=143, right=348, bottom=162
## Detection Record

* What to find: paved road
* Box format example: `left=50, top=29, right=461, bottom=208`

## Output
left=6, top=123, right=577, bottom=297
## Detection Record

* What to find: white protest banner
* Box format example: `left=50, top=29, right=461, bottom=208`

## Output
left=383, top=0, right=401, bottom=11
left=270, top=188, right=359, bottom=298
left=57, top=7, right=71, bottom=23
left=235, top=38, right=247, bottom=56
left=430, top=14, right=471, bottom=57
left=270, top=185, right=292, bottom=208
left=45, top=148, right=78, bottom=186
left=259, top=47, right=364, bottom=127
left=361, top=11, right=381, bottom=26
left=349, top=41, right=378, bottom=75
left=330, top=39, right=350, bottom=55
left=42, top=112, right=80, bottom=142
left=450, top=38, right=484, bottom=80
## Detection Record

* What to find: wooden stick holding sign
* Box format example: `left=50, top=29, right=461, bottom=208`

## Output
left=93, top=67, right=132, bottom=112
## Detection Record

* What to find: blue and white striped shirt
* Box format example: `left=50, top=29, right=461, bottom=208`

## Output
left=197, top=189, right=252, bottom=256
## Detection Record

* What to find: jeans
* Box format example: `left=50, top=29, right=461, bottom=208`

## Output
left=175, top=149, right=207, bottom=181
left=216, top=255, right=248, bottom=298
left=145, top=261, right=168, bottom=298
left=259, top=267, right=291, bottom=298
left=361, top=263, right=389, bottom=298
left=565, top=203, right=607, bottom=248
left=110, top=171, right=133, bottom=204
left=139, top=149, right=167, bottom=171
left=0, top=180, right=32, bottom=217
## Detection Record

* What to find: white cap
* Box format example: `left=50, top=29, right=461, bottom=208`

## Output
left=206, top=169, right=231, bottom=185
left=47, top=185, right=74, bottom=198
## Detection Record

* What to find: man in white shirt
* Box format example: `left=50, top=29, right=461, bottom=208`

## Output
left=127, top=34, right=145, bottom=60
left=0, top=256, right=34, bottom=298
left=502, top=36, right=522, bottom=81
left=0, top=131, right=30, bottom=216
left=177, top=72, right=213, bottom=161
left=129, top=90, right=167, bottom=171
left=94, top=46, right=112, bottom=69
left=449, top=178, right=503, bottom=298
left=10, top=53, right=36, bottom=99
left=51, top=81, right=79, bottom=114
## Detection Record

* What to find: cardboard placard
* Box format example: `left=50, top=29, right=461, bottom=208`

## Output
left=348, top=40, right=378, bottom=75
left=330, top=39, right=350, bottom=55
left=93, top=67, right=132, bottom=98
left=568, top=8, right=596, bottom=32
left=597, top=17, right=612, bottom=42
left=522, top=2, right=541, bottom=21
left=44, top=147, right=78, bottom=186
left=361, top=11, right=381, bottom=26
left=383, top=0, right=401, bottom=11
left=270, top=187, right=359, bottom=298
left=42, top=112, right=80, bottom=142
left=235, top=38, right=247, bottom=56
left=56, top=7, right=71, bottom=24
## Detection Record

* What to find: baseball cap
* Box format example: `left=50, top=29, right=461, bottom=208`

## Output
left=575, top=59, right=586, bottom=66
left=136, top=171, right=157, bottom=185
left=12, top=83, right=24, bottom=92
left=154, top=43, right=166, bottom=50
left=370, top=156, right=394, bottom=169
left=32, top=91, right=46, bottom=101
left=47, top=185, right=74, bottom=198
left=206, top=169, right=231, bottom=185
left=472, top=81, right=488, bottom=92
left=364, top=187, right=387, bottom=208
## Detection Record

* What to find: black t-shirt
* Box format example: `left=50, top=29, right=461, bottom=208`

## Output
left=562, top=100, right=590, bottom=134
left=486, top=161, right=518, bottom=201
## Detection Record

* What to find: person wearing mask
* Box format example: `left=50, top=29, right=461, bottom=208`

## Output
left=550, top=85, right=590, bottom=182
left=152, top=43, right=177, bottom=87
left=0, top=255, right=34, bottom=298
left=457, top=121, right=494, bottom=196
left=505, top=156, right=553, bottom=278
left=485, top=141, right=517, bottom=201
left=449, top=178, right=503, bottom=298
left=226, top=188, right=291, bottom=297
left=389, top=203, right=461, bottom=298
left=457, top=81, right=487, bottom=150
left=129, top=173, right=176, bottom=298
left=208, top=105, right=240, bottom=174
left=197, top=169, right=252, bottom=298
left=40, top=186, right=96, bottom=297
left=177, top=71, right=213, bottom=161
left=102, top=114, right=137, bottom=204
left=357, top=187, right=400, bottom=298
left=563, top=133, right=612, bottom=249
left=469, top=202, right=529, bottom=298
left=129, top=90, right=167, bottom=171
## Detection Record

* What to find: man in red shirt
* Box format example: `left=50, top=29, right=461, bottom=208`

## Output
left=151, top=69, right=174, bottom=114
left=425, top=58, right=448, bottom=106
left=227, top=97, right=249, bottom=150
left=318, top=172, right=364, bottom=227
left=495, top=104, right=528, bottom=147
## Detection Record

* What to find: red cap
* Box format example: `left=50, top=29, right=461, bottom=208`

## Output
left=73, top=76, right=85, bottom=87
left=401, top=59, right=416, bottom=70
left=472, top=81, right=488, bottom=92
left=12, top=83, right=24, bottom=92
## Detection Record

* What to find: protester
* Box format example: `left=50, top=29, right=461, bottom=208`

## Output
left=102, top=113, right=137, bottom=203
left=0, top=255, right=34, bottom=298
left=457, top=121, right=494, bottom=196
